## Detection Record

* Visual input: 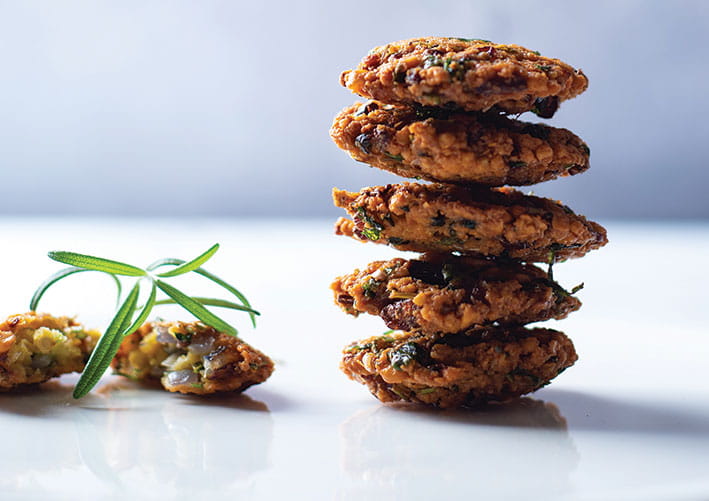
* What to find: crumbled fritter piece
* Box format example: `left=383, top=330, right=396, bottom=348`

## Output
left=112, top=321, right=273, bottom=395
left=340, top=37, right=588, bottom=116
left=0, top=312, right=99, bottom=391
left=341, top=327, right=576, bottom=408
left=330, top=101, right=589, bottom=186
left=331, top=254, right=580, bottom=333
left=333, top=182, right=607, bottom=262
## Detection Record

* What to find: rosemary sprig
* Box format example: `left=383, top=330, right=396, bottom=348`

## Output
left=30, top=243, right=259, bottom=398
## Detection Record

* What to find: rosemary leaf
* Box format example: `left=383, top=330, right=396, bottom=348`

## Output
left=149, top=258, right=256, bottom=327
left=49, top=251, right=145, bottom=277
left=29, top=267, right=122, bottom=311
left=73, top=282, right=140, bottom=399
left=192, top=268, right=256, bottom=327
left=154, top=297, right=259, bottom=315
left=155, top=280, right=237, bottom=336
left=122, top=281, right=157, bottom=336
left=156, top=244, right=219, bottom=278
left=146, top=257, right=180, bottom=271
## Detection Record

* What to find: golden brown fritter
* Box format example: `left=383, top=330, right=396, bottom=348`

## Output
left=330, top=101, right=589, bottom=186
left=112, top=321, right=273, bottom=395
left=0, top=312, right=99, bottom=391
left=341, top=326, right=576, bottom=408
left=333, top=182, right=607, bottom=262
left=331, top=254, right=580, bottom=334
left=340, top=37, right=588, bottom=117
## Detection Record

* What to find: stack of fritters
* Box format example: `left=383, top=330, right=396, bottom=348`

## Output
left=329, top=37, right=607, bottom=408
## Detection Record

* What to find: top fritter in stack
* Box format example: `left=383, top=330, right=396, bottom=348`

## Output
left=329, top=37, right=607, bottom=408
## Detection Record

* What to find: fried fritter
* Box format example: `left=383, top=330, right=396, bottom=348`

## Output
left=340, top=37, right=588, bottom=117
left=112, top=321, right=273, bottom=395
left=331, top=254, right=580, bottom=334
left=0, top=312, right=99, bottom=391
left=333, top=182, right=607, bottom=262
left=341, top=326, right=576, bottom=408
left=330, top=101, right=590, bottom=186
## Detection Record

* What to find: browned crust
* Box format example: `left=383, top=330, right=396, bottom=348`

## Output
left=0, top=312, right=98, bottom=391
left=331, top=255, right=580, bottom=333
left=340, top=37, right=588, bottom=116
left=340, top=326, right=577, bottom=408
left=333, top=182, right=607, bottom=262
left=330, top=101, right=590, bottom=186
left=113, top=321, right=274, bottom=395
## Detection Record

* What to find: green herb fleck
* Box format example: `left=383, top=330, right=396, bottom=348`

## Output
left=545, top=248, right=584, bottom=303
left=454, top=37, right=491, bottom=43
left=175, top=332, right=192, bottom=343
left=423, top=55, right=442, bottom=68
left=384, top=152, right=403, bottom=162
left=356, top=206, right=384, bottom=241
left=509, top=160, right=527, bottom=168
left=389, top=342, right=424, bottom=370
left=361, top=227, right=380, bottom=240
left=419, top=387, right=436, bottom=395
left=390, top=387, right=408, bottom=399
left=361, top=277, right=381, bottom=298
left=535, top=64, right=551, bottom=72
left=442, top=57, right=466, bottom=80
left=344, top=342, right=371, bottom=354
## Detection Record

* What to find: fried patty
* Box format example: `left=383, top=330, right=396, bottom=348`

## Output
left=332, top=254, right=580, bottom=333
left=340, top=37, right=588, bottom=117
left=331, top=101, right=590, bottom=186
left=341, top=326, right=576, bottom=408
left=0, top=312, right=100, bottom=391
left=333, top=182, right=607, bottom=262
left=112, top=321, right=274, bottom=395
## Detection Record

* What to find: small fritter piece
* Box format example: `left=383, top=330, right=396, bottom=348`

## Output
left=340, top=37, right=588, bottom=116
left=333, top=182, right=607, bottom=262
left=0, top=312, right=99, bottom=391
left=330, top=101, right=589, bottom=186
left=112, top=321, right=273, bottom=395
left=331, top=254, right=580, bottom=333
left=341, top=327, right=576, bottom=408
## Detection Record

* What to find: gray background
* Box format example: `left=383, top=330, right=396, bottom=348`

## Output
left=0, top=0, right=707, bottom=219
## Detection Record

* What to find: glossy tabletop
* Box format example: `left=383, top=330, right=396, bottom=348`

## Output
left=0, top=219, right=707, bottom=500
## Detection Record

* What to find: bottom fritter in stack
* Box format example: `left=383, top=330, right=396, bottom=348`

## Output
left=329, top=37, right=607, bottom=408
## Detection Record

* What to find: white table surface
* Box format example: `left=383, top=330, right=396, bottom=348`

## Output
left=0, top=218, right=707, bottom=500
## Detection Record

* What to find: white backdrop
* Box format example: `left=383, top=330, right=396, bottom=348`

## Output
left=0, top=0, right=707, bottom=218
